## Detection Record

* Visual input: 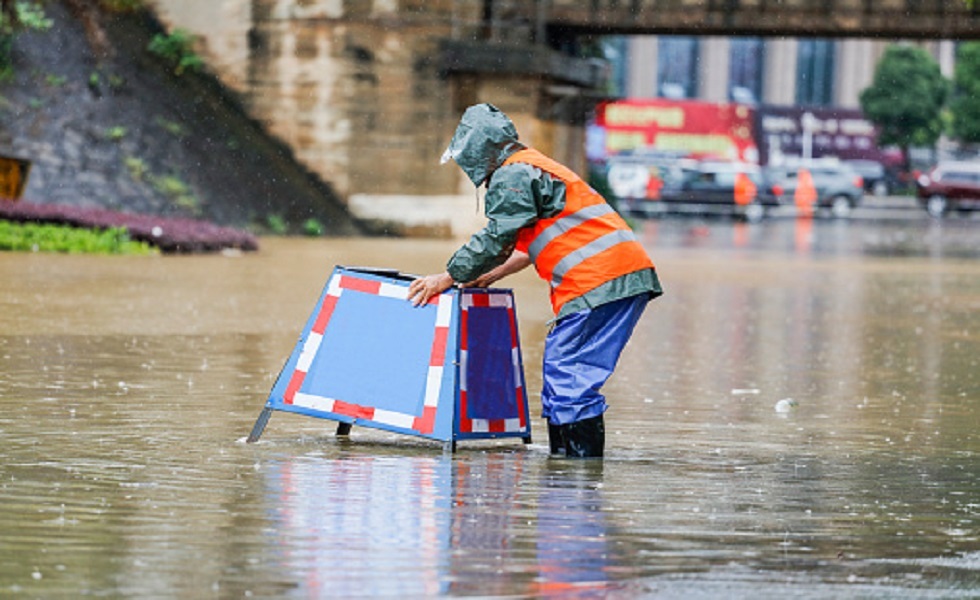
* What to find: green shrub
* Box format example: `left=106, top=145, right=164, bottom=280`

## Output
left=154, top=116, right=186, bottom=138
left=149, top=174, right=198, bottom=213
left=0, top=220, right=156, bottom=254
left=123, top=156, right=147, bottom=181
left=88, top=69, right=124, bottom=92
left=1, top=1, right=53, bottom=80
left=302, top=218, right=324, bottom=237
left=125, top=160, right=199, bottom=213
left=265, top=214, right=287, bottom=235
left=105, top=125, right=127, bottom=141
left=11, top=2, right=51, bottom=30
left=148, top=29, right=203, bottom=75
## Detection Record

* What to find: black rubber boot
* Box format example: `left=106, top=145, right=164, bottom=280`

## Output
left=562, top=415, right=605, bottom=458
left=548, top=421, right=565, bottom=456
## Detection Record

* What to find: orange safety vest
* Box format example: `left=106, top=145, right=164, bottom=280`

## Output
left=503, top=148, right=654, bottom=315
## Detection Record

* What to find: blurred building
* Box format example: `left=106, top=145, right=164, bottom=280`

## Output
left=617, top=37, right=958, bottom=109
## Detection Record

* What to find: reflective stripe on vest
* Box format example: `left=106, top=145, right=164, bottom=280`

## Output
left=550, top=228, right=638, bottom=288
left=526, top=203, right=616, bottom=260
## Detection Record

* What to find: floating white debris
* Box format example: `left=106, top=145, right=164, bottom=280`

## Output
left=775, top=398, right=798, bottom=413
left=731, top=388, right=761, bottom=395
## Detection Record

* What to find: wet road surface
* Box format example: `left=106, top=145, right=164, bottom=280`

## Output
left=0, top=215, right=978, bottom=597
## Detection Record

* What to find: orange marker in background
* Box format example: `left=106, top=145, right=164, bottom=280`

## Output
left=734, top=171, right=757, bottom=206
left=794, top=167, right=816, bottom=218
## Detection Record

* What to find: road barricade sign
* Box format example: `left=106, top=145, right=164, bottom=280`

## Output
left=247, top=266, right=532, bottom=451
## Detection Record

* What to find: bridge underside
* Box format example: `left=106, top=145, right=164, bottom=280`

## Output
left=539, top=0, right=980, bottom=40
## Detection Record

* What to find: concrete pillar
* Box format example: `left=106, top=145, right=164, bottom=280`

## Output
left=698, top=37, right=730, bottom=102
left=627, top=36, right=659, bottom=98
left=763, top=38, right=798, bottom=106
left=937, top=40, right=956, bottom=79
left=835, top=39, right=877, bottom=109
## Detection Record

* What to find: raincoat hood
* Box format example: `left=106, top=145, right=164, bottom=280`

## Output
left=441, top=103, right=525, bottom=186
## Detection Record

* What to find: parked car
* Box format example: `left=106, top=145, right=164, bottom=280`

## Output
left=915, top=161, right=980, bottom=218
left=765, top=163, right=865, bottom=217
left=844, top=159, right=899, bottom=196
left=617, top=159, right=783, bottom=222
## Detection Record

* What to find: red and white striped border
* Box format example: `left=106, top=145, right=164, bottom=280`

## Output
left=282, top=272, right=452, bottom=435
left=458, top=292, right=528, bottom=434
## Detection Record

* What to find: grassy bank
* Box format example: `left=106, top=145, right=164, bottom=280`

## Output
left=0, top=201, right=259, bottom=253
left=0, top=220, right=157, bottom=254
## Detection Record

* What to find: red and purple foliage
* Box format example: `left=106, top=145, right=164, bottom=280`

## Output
left=0, top=202, right=259, bottom=253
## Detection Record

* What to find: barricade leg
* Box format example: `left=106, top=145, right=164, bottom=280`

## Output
left=246, top=407, right=273, bottom=443
left=336, top=422, right=353, bottom=436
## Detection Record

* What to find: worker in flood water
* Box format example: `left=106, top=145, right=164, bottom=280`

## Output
left=407, top=103, right=663, bottom=458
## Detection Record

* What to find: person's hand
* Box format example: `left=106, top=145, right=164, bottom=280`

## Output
left=407, top=272, right=455, bottom=306
left=460, top=250, right=531, bottom=289
left=462, top=271, right=498, bottom=288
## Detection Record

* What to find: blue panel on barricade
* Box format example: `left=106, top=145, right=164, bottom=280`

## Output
left=455, top=290, right=530, bottom=440
left=305, top=292, right=435, bottom=414
left=253, top=267, right=531, bottom=449
left=466, top=307, right=513, bottom=420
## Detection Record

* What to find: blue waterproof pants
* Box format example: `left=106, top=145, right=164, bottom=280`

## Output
left=541, top=294, right=650, bottom=426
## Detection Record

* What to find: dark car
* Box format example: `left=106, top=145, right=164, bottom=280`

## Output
left=668, top=161, right=784, bottom=219
left=844, top=159, right=899, bottom=196
left=615, top=159, right=782, bottom=222
left=765, top=162, right=865, bottom=217
left=915, top=161, right=980, bottom=218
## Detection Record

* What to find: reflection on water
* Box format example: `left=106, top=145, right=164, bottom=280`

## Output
left=260, top=453, right=621, bottom=598
left=266, top=455, right=453, bottom=597
left=0, top=217, right=978, bottom=596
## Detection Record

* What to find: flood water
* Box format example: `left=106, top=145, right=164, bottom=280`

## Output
left=1, top=216, right=978, bottom=597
